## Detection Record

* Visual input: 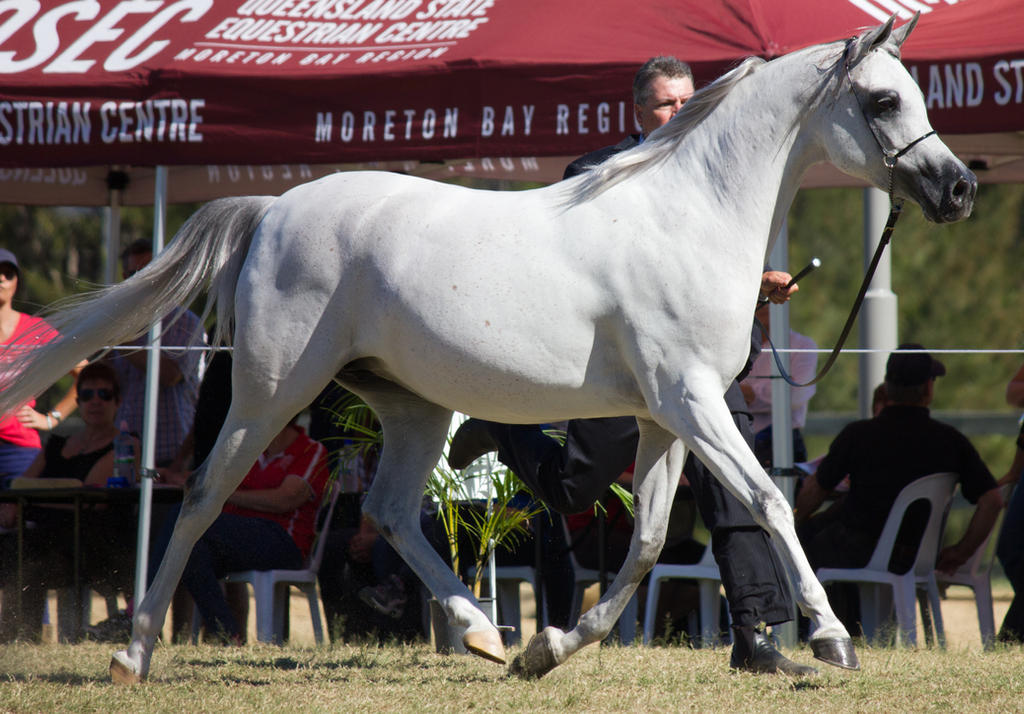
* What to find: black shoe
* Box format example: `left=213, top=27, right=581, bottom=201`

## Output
left=730, top=626, right=818, bottom=676
left=447, top=418, right=499, bottom=469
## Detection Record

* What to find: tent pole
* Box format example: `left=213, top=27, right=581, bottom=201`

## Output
left=102, top=196, right=120, bottom=285
left=767, top=221, right=797, bottom=648
left=103, top=168, right=125, bottom=285
left=134, top=166, right=167, bottom=605
left=858, top=188, right=898, bottom=419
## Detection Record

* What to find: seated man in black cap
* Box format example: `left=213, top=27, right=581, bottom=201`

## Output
left=795, top=343, right=1003, bottom=629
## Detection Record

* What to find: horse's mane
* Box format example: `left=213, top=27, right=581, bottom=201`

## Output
left=563, top=26, right=897, bottom=206
left=564, top=56, right=766, bottom=205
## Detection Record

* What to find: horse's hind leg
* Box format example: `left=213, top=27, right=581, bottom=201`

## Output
left=512, top=419, right=682, bottom=678
left=348, top=379, right=505, bottom=664
left=656, top=386, right=858, bottom=670
left=110, top=411, right=287, bottom=683
left=112, top=340, right=335, bottom=682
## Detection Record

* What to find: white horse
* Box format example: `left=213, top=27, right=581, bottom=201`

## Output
left=0, top=16, right=974, bottom=681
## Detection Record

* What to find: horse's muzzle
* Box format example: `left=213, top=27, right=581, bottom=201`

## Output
left=937, top=166, right=977, bottom=223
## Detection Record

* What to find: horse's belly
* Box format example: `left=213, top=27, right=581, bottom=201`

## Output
left=362, top=316, right=647, bottom=423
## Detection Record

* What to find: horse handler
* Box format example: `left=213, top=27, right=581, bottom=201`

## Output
left=448, top=56, right=819, bottom=677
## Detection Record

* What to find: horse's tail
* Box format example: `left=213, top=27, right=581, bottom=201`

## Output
left=0, top=195, right=276, bottom=416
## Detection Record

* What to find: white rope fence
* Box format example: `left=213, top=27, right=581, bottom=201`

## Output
left=771, top=348, right=1024, bottom=355
left=107, top=346, right=1024, bottom=354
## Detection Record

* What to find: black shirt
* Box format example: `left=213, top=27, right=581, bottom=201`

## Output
left=816, top=404, right=997, bottom=541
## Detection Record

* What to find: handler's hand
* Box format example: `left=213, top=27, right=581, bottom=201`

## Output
left=760, top=270, right=798, bottom=304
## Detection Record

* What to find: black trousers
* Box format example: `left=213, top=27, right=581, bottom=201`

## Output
left=490, top=382, right=793, bottom=628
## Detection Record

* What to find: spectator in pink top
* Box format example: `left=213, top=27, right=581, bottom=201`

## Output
left=0, top=248, right=84, bottom=486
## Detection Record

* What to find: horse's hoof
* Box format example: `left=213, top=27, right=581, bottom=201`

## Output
left=463, top=628, right=506, bottom=665
left=811, top=637, right=860, bottom=670
left=509, top=628, right=559, bottom=680
left=109, top=650, right=144, bottom=685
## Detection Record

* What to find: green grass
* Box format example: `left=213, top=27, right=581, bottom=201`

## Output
left=2, top=640, right=1024, bottom=713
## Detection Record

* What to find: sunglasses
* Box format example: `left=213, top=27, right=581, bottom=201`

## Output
left=78, top=388, right=115, bottom=402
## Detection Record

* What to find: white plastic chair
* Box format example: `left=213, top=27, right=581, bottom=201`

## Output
left=642, top=540, right=727, bottom=645
left=192, top=478, right=341, bottom=644
left=935, top=483, right=1012, bottom=649
left=816, top=472, right=958, bottom=647
left=561, top=515, right=639, bottom=644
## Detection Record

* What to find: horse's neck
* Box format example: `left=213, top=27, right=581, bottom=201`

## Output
left=654, top=51, right=829, bottom=255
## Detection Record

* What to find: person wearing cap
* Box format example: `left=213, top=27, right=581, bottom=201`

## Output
left=0, top=248, right=84, bottom=486
left=794, top=343, right=1004, bottom=622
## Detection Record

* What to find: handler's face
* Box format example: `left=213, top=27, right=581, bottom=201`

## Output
left=635, top=75, right=695, bottom=137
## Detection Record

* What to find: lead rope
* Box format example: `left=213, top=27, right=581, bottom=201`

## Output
left=758, top=41, right=935, bottom=388
left=759, top=198, right=903, bottom=388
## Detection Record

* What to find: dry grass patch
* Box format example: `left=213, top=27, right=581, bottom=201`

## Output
left=2, top=640, right=1024, bottom=713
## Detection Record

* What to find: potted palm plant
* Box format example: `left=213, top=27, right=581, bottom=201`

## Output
left=328, top=394, right=543, bottom=650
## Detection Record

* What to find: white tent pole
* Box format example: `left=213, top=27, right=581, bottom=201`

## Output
left=133, top=166, right=167, bottom=604
left=767, top=220, right=796, bottom=648
left=769, top=222, right=794, bottom=472
left=103, top=168, right=127, bottom=285
left=858, top=188, right=898, bottom=419
left=102, top=192, right=120, bottom=285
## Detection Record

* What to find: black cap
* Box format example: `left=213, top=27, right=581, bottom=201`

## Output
left=885, top=343, right=946, bottom=387
left=0, top=248, right=18, bottom=273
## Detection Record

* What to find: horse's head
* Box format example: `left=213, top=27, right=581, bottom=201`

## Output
left=822, top=15, right=976, bottom=223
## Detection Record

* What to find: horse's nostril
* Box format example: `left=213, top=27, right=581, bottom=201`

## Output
left=949, top=176, right=976, bottom=208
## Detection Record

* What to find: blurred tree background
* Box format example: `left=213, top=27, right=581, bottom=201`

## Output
left=0, top=204, right=199, bottom=312
left=787, top=183, right=1024, bottom=413
left=787, top=183, right=1024, bottom=473
left=0, top=203, right=200, bottom=415
left=0, top=182, right=1020, bottom=471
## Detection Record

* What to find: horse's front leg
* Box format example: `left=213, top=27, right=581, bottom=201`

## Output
left=665, top=386, right=859, bottom=670
left=511, top=419, right=682, bottom=679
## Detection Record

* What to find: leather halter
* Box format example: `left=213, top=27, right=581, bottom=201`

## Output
left=843, top=43, right=936, bottom=206
left=760, top=42, right=933, bottom=389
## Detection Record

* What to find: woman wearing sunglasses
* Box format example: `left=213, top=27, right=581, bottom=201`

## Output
left=0, top=248, right=85, bottom=488
left=0, top=361, right=139, bottom=641
left=11, top=361, right=137, bottom=487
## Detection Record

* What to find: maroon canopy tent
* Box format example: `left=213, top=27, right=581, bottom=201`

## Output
left=1, top=0, right=1022, bottom=200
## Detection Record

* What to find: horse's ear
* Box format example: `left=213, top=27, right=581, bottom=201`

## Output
left=846, top=14, right=897, bottom=67
left=890, top=12, right=920, bottom=48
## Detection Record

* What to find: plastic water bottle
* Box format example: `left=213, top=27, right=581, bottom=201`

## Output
left=110, top=420, right=135, bottom=487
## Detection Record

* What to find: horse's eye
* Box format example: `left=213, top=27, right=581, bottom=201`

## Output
left=871, top=93, right=900, bottom=114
